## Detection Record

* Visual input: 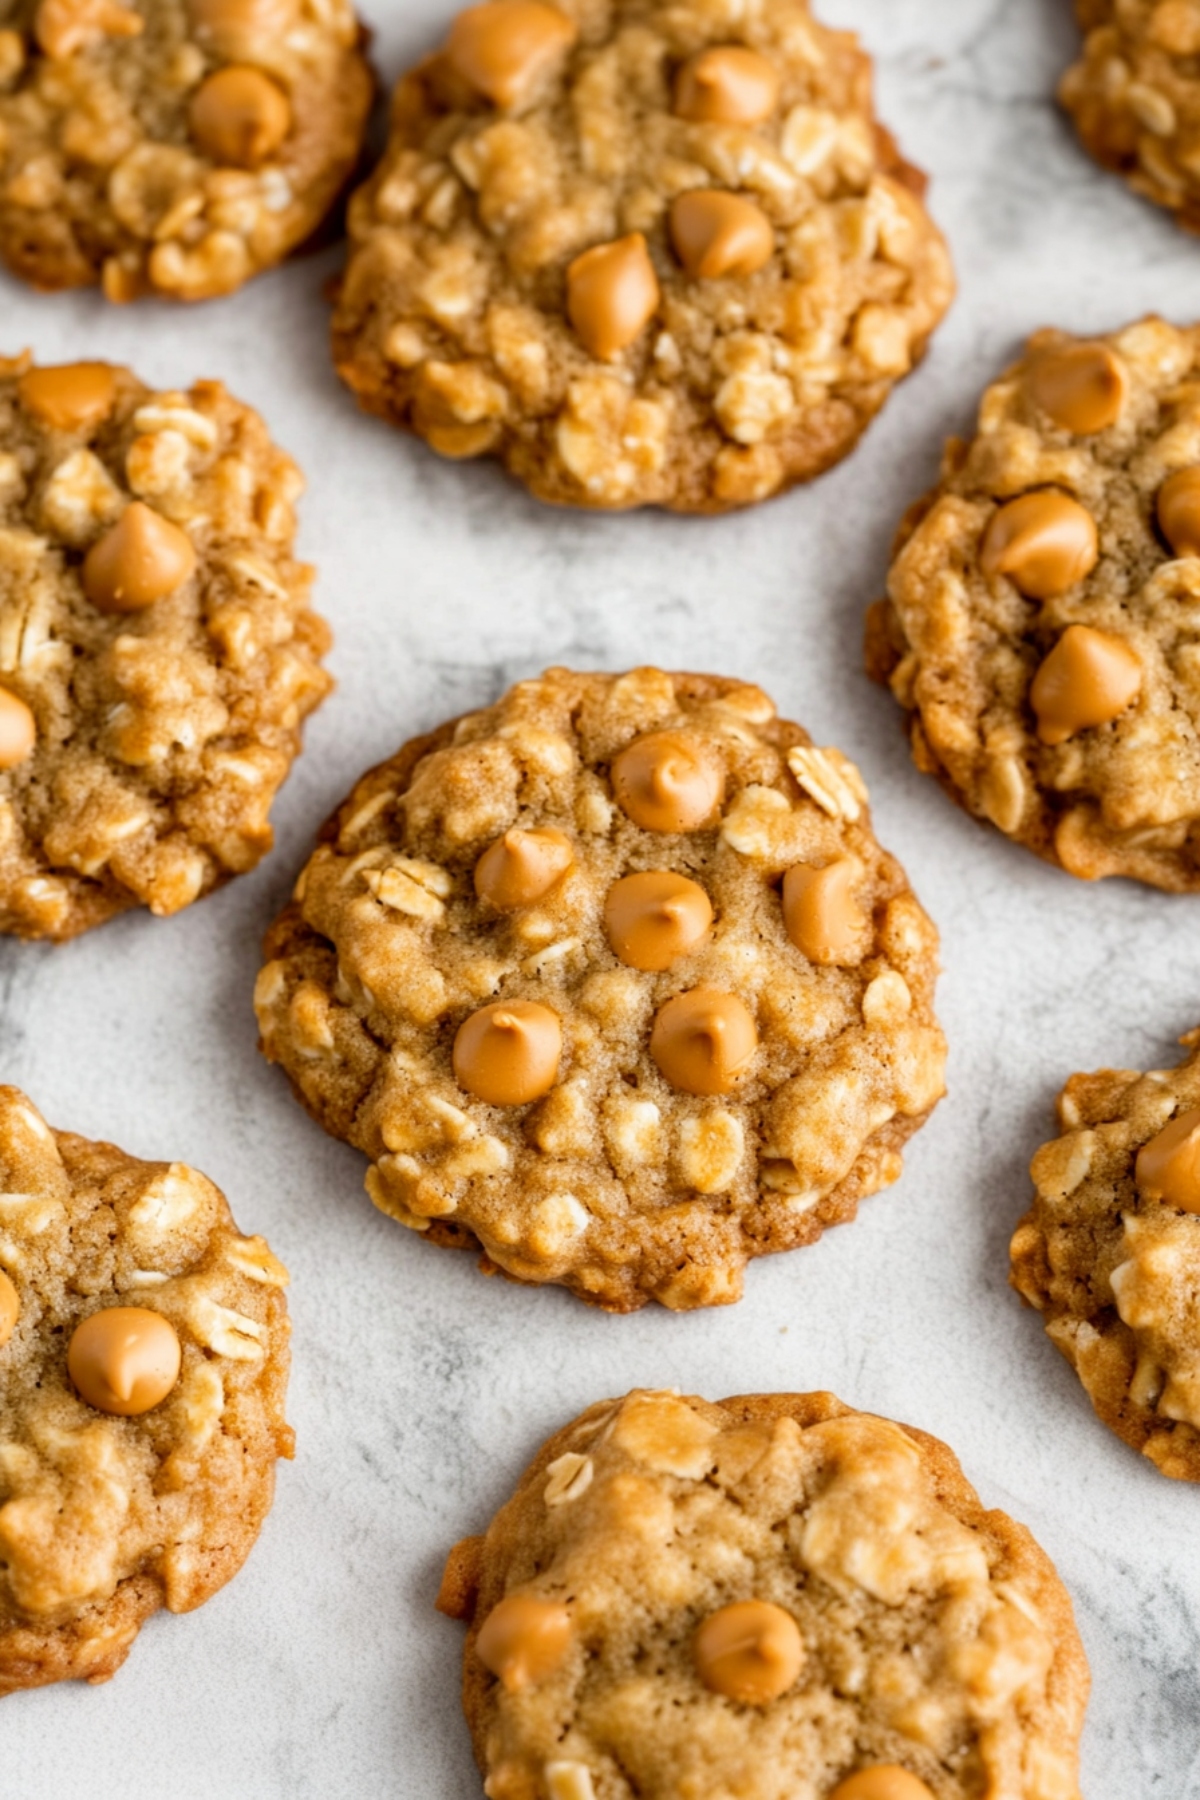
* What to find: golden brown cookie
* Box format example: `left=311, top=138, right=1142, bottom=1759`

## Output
left=0, top=353, right=332, bottom=940
left=1012, top=1031, right=1200, bottom=1483
left=330, top=0, right=954, bottom=513
left=256, top=667, right=947, bottom=1312
left=437, top=1388, right=1090, bottom=1799
left=867, top=315, right=1200, bottom=889
left=0, top=1085, right=293, bottom=1695
left=0, top=0, right=373, bottom=301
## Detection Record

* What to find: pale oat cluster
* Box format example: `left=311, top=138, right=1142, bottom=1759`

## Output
left=331, top=0, right=954, bottom=511
left=0, top=1086, right=292, bottom=1694
left=0, top=355, right=332, bottom=939
left=445, top=1390, right=1089, bottom=1800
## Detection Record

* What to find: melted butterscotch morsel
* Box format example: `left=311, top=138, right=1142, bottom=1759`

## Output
left=829, top=1770, right=936, bottom=1800
left=0, top=1268, right=18, bottom=1349
left=782, top=860, right=864, bottom=965
left=673, top=45, right=781, bottom=124
left=189, top=0, right=297, bottom=52
left=0, top=687, right=36, bottom=771
left=566, top=235, right=661, bottom=361
left=82, top=502, right=197, bottom=614
left=67, top=1307, right=182, bottom=1417
left=1157, top=467, right=1200, bottom=558
left=1029, top=623, right=1141, bottom=747
left=1135, top=1106, right=1200, bottom=1212
left=189, top=66, right=292, bottom=169
left=446, top=0, right=577, bottom=108
left=670, top=191, right=774, bottom=280
left=603, top=870, right=712, bottom=971
left=610, top=731, right=724, bottom=833
left=980, top=491, right=1099, bottom=600
left=475, top=827, right=574, bottom=908
left=693, top=1600, right=803, bottom=1705
left=34, top=0, right=142, bottom=59
left=475, top=1594, right=572, bottom=1691
left=650, top=987, right=757, bottom=1096
left=16, top=362, right=118, bottom=434
left=453, top=999, right=562, bottom=1105
left=1025, top=342, right=1128, bottom=435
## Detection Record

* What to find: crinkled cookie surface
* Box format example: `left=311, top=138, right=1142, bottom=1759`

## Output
left=0, top=0, right=372, bottom=300
left=0, top=1086, right=293, bottom=1695
left=867, top=315, right=1200, bottom=889
left=331, top=0, right=954, bottom=512
left=437, top=1389, right=1090, bottom=1800
left=0, top=353, right=332, bottom=940
left=256, top=667, right=946, bottom=1313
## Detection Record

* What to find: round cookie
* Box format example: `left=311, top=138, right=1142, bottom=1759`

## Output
left=1012, top=1032, right=1200, bottom=1483
left=330, top=0, right=954, bottom=513
left=866, top=315, right=1200, bottom=889
left=436, top=1388, right=1090, bottom=1799
left=0, top=1085, right=292, bottom=1694
left=0, top=353, right=332, bottom=940
left=256, top=666, right=947, bottom=1312
left=1060, top=0, right=1200, bottom=236
left=0, top=0, right=373, bottom=301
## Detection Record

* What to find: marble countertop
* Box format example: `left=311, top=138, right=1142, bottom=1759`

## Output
left=4, top=1, right=1200, bottom=1794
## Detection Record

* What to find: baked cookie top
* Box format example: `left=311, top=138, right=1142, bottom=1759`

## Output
left=330, top=0, right=954, bottom=513
left=867, top=315, right=1200, bottom=890
left=1061, top=0, right=1200, bottom=234
left=0, top=0, right=372, bottom=301
left=256, top=667, right=947, bottom=1313
left=1012, top=1033, right=1200, bottom=1483
left=0, top=1085, right=293, bottom=1695
left=437, top=1388, right=1090, bottom=1800
left=0, top=353, right=332, bottom=940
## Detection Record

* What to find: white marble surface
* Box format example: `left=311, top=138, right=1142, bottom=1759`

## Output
left=4, top=1, right=1200, bottom=1793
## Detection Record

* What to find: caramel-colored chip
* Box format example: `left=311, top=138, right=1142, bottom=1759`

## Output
left=673, top=45, right=781, bottom=124
left=189, top=0, right=296, bottom=45
left=475, top=1594, right=572, bottom=1691
left=829, top=1770, right=936, bottom=1800
left=1157, top=467, right=1200, bottom=558
left=1025, top=343, right=1128, bottom=435
left=670, top=190, right=774, bottom=280
left=980, top=491, right=1099, bottom=600
left=82, top=502, right=197, bottom=613
left=1135, top=1105, right=1200, bottom=1212
left=67, top=1306, right=182, bottom=1417
left=603, top=870, right=712, bottom=971
left=453, top=999, right=562, bottom=1106
left=566, top=234, right=661, bottom=361
left=16, top=362, right=118, bottom=434
left=0, top=1268, right=18, bottom=1349
left=34, top=0, right=143, bottom=59
left=782, top=859, right=864, bottom=965
left=189, top=66, right=292, bottom=168
left=1029, top=623, right=1141, bottom=746
left=446, top=0, right=576, bottom=108
left=650, top=987, right=757, bottom=1095
left=693, top=1600, right=803, bottom=1705
left=611, top=730, right=724, bottom=833
left=0, top=686, right=35, bottom=771
left=475, top=827, right=574, bottom=908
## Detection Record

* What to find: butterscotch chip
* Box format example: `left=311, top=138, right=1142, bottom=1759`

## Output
left=0, top=0, right=371, bottom=301
left=256, top=667, right=946, bottom=1312
left=0, top=1085, right=292, bottom=1694
left=1012, top=1034, right=1200, bottom=1482
left=330, top=0, right=954, bottom=513
left=0, top=354, right=332, bottom=942
left=475, top=1593, right=573, bottom=1691
left=867, top=315, right=1200, bottom=890
left=440, top=1390, right=1090, bottom=1795
left=782, top=859, right=864, bottom=965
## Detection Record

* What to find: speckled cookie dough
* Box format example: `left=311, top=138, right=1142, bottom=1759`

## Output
left=866, top=315, right=1200, bottom=889
left=0, top=353, right=332, bottom=940
left=436, top=1388, right=1090, bottom=1800
left=0, top=1085, right=292, bottom=1695
left=0, top=0, right=373, bottom=301
left=256, top=667, right=947, bottom=1313
left=1012, top=1032, right=1200, bottom=1483
left=330, top=0, right=954, bottom=513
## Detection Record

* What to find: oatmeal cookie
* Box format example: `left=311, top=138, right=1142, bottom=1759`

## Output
left=437, top=1388, right=1090, bottom=1800
left=1011, top=1032, right=1200, bottom=1483
left=0, top=1084, right=293, bottom=1695
left=256, top=667, right=947, bottom=1313
left=866, top=315, right=1200, bottom=889
left=330, top=0, right=954, bottom=513
left=0, top=352, right=332, bottom=940
left=0, top=0, right=372, bottom=301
